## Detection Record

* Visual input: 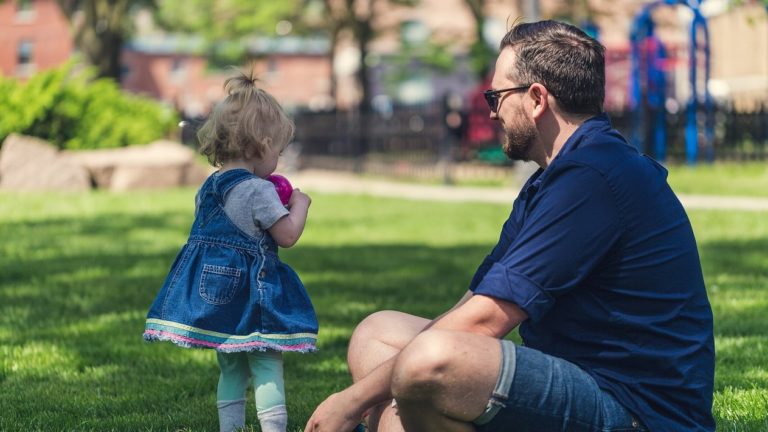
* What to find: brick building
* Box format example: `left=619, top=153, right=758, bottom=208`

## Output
left=121, top=35, right=333, bottom=116
left=1, top=0, right=764, bottom=112
left=0, top=0, right=73, bottom=79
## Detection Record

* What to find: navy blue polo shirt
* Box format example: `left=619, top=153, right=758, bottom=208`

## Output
left=469, top=114, right=715, bottom=431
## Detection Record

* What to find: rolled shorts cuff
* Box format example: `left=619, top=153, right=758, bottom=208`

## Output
left=473, top=339, right=517, bottom=426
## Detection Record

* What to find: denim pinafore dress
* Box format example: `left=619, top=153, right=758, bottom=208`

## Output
left=143, top=169, right=318, bottom=353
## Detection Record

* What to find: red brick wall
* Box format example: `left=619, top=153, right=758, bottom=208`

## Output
left=121, top=50, right=226, bottom=116
left=251, top=55, right=333, bottom=110
left=121, top=50, right=333, bottom=115
left=0, top=0, right=73, bottom=78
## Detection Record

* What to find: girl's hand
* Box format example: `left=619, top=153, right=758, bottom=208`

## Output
left=288, top=188, right=311, bottom=209
left=270, top=188, right=310, bottom=248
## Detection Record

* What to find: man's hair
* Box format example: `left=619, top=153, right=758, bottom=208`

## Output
left=197, top=70, right=295, bottom=167
left=499, top=20, right=605, bottom=116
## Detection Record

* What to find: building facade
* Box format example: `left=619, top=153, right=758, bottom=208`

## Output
left=0, top=0, right=73, bottom=79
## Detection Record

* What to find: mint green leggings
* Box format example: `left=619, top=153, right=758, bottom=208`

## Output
left=216, top=351, right=285, bottom=412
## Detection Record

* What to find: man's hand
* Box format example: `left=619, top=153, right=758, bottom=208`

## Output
left=304, top=391, right=365, bottom=432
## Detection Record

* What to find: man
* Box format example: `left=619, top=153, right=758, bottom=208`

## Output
left=305, top=20, right=715, bottom=432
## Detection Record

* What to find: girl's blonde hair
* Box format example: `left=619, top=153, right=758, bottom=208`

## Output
left=197, top=71, right=295, bottom=167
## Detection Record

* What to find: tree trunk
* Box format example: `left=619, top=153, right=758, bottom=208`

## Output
left=355, top=19, right=373, bottom=113
left=74, top=0, right=130, bottom=81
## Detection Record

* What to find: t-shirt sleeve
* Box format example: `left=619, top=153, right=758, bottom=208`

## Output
left=249, top=180, right=290, bottom=229
left=472, top=162, right=622, bottom=321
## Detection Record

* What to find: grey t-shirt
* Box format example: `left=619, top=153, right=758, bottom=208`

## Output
left=198, top=176, right=289, bottom=237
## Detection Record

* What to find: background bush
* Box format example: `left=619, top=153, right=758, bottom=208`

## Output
left=0, top=63, right=177, bottom=150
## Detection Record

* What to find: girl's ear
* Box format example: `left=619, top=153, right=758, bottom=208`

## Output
left=242, top=145, right=262, bottom=161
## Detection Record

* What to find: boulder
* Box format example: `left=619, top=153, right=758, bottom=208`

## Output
left=0, top=134, right=91, bottom=191
left=110, top=164, right=187, bottom=191
left=69, top=139, right=212, bottom=191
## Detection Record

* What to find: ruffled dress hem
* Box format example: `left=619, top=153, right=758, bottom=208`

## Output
left=143, top=320, right=317, bottom=353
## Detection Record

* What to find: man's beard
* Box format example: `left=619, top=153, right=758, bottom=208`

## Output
left=502, top=112, right=537, bottom=162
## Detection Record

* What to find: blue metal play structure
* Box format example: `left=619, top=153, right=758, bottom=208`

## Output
left=629, top=0, right=714, bottom=164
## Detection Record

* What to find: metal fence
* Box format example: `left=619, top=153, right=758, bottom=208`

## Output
left=292, top=102, right=475, bottom=181
left=293, top=101, right=767, bottom=178
left=609, top=103, right=768, bottom=162
left=179, top=102, right=767, bottom=180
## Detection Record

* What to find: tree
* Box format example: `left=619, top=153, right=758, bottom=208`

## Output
left=152, top=0, right=305, bottom=66
left=55, top=0, right=152, bottom=81
left=50, top=0, right=306, bottom=81
left=463, top=0, right=496, bottom=79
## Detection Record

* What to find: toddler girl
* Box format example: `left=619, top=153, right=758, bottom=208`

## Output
left=143, top=72, right=317, bottom=432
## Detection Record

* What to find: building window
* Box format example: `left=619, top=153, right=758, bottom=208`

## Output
left=16, top=40, right=35, bottom=77
left=170, top=58, right=186, bottom=82
left=18, top=40, right=33, bottom=64
left=120, top=64, right=132, bottom=82
left=15, top=0, right=36, bottom=22
left=16, top=40, right=34, bottom=76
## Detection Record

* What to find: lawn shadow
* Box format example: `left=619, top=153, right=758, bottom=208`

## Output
left=1, top=211, right=492, bottom=430
left=5, top=209, right=766, bottom=429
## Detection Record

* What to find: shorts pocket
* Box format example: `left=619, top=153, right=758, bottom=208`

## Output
left=199, top=264, right=241, bottom=305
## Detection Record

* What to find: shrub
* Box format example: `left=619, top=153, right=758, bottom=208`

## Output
left=0, top=63, right=177, bottom=150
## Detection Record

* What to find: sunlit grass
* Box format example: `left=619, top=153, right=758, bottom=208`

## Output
left=667, top=162, right=768, bottom=197
left=1, top=189, right=766, bottom=431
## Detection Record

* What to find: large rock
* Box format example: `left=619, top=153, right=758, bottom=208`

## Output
left=0, top=134, right=91, bottom=191
left=69, top=139, right=211, bottom=191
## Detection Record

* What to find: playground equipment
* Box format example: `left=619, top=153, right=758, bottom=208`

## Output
left=629, top=0, right=714, bottom=164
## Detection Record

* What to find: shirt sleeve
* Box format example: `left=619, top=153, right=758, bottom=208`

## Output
left=468, top=207, right=520, bottom=292
left=249, top=180, right=290, bottom=229
left=472, top=162, right=622, bottom=321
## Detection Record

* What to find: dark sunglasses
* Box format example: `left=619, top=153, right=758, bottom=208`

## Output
left=483, top=85, right=531, bottom=113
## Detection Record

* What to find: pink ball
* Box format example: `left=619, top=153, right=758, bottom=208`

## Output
left=267, top=174, right=293, bottom=206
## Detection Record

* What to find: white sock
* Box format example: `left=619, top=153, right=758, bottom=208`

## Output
left=257, top=404, right=288, bottom=432
left=217, top=399, right=246, bottom=432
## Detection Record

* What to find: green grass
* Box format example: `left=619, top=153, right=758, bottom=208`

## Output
left=1, top=189, right=767, bottom=431
left=666, top=162, right=768, bottom=198
left=360, top=161, right=768, bottom=196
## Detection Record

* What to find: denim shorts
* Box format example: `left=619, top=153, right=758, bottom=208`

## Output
left=473, top=341, right=647, bottom=432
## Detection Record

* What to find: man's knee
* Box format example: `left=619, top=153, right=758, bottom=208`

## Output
left=390, top=330, right=456, bottom=401
left=350, top=311, right=394, bottom=346
left=348, top=310, right=401, bottom=379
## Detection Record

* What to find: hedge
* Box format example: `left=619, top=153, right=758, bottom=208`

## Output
left=0, top=64, right=177, bottom=150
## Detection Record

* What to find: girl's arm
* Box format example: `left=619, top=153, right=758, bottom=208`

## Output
left=268, top=189, right=311, bottom=248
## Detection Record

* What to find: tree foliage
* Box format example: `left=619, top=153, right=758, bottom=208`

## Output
left=48, top=0, right=312, bottom=80
left=154, top=0, right=303, bottom=39
left=152, top=0, right=309, bottom=66
left=462, top=0, right=496, bottom=79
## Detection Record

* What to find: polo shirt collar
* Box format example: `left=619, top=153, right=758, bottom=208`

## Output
left=555, top=113, right=611, bottom=160
left=524, top=113, right=611, bottom=195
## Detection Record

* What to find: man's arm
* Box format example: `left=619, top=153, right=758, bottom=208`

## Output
left=304, top=292, right=527, bottom=431
left=430, top=293, right=527, bottom=336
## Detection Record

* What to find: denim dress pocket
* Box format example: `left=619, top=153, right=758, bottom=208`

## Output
left=199, top=264, right=242, bottom=305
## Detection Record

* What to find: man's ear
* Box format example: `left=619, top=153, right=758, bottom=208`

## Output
left=529, top=83, right=549, bottom=121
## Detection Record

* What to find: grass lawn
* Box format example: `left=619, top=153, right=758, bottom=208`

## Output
left=666, top=162, right=768, bottom=198
left=1, top=188, right=766, bottom=431
left=382, top=161, right=768, bottom=198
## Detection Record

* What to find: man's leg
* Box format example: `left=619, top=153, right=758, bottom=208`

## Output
left=347, top=311, right=430, bottom=432
left=389, top=329, right=501, bottom=432
left=347, top=310, right=430, bottom=381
